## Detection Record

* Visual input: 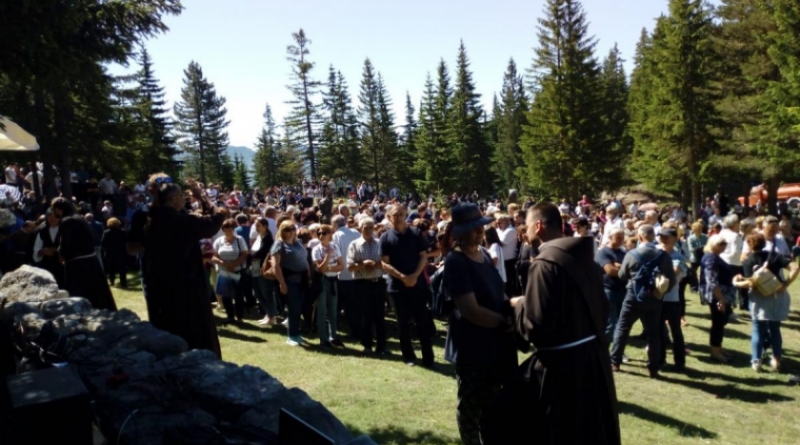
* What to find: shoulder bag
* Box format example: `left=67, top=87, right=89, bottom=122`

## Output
left=261, top=241, right=286, bottom=281
left=752, top=244, right=783, bottom=297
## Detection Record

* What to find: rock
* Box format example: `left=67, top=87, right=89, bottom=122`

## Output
left=1, top=301, right=41, bottom=325
left=0, top=265, right=63, bottom=303
left=238, top=387, right=354, bottom=444
left=40, top=297, right=93, bottom=319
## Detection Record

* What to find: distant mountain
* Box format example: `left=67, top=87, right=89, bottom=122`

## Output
left=227, top=145, right=255, bottom=169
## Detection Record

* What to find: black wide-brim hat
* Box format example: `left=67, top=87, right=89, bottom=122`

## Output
left=451, top=203, right=494, bottom=238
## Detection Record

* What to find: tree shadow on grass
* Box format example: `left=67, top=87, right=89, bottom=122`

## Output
left=305, top=341, right=456, bottom=379
left=658, top=374, right=795, bottom=403
left=692, top=324, right=751, bottom=341
left=217, top=327, right=267, bottom=343
left=346, top=424, right=456, bottom=445
left=618, top=401, right=717, bottom=439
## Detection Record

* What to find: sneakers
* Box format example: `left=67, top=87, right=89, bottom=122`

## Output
left=282, top=319, right=289, bottom=327
left=286, top=336, right=303, bottom=347
left=257, top=316, right=271, bottom=325
left=752, top=361, right=762, bottom=373
left=622, top=355, right=630, bottom=364
left=771, top=357, right=781, bottom=373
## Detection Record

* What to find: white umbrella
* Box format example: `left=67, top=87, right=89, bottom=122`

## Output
left=0, top=116, right=39, bottom=151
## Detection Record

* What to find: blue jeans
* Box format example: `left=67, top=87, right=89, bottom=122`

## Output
left=752, top=320, right=782, bottom=363
left=604, top=288, right=626, bottom=344
left=253, top=276, right=276, bottom=317
left=317, top=276, right=339, bottom=341
left=610, top=295, right=663, bottom=371
left=285, top=281, right=304, bottom=338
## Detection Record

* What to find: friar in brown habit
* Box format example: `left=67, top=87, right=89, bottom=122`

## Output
left=487, top=202, right=620, bottom=445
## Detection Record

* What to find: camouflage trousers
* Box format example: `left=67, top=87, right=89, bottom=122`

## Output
left=456, top=365, right=503, bottom=445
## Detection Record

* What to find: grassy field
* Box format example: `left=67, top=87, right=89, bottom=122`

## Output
left=111, top=279, right=800, bottom=445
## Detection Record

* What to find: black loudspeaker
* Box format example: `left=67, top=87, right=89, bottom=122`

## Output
left=5, top=366, right=92, bottom=445
left=278, top=409, right=335, bottom=445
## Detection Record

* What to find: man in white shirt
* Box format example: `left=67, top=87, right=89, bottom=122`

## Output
left=644, top=210, right=662, bottom=236
left=602, top=206, right=625, bottom=247
left=670, top=205, right=686, bottom=222
left=719, top=214, right=744, bottom=314
left=628, top=201, right=639, bottom=217
left=496, top=213, right=520, bottom=296
left=332, top=214, right=363, bottom=338
left=708, top=206, right=723, bottom=229
left=558, top=198, right=570, bottom=215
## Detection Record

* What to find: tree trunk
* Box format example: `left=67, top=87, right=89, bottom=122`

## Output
left=53, top=88, right=73, bottom=199
left=33, top=89, right=57, bottom=201
left=766, top=177, right=780, bottom=216
left=691, top=178, right=701, bottom=221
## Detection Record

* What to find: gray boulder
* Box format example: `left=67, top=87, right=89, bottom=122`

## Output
left=0, top=265, right=64, bottom=303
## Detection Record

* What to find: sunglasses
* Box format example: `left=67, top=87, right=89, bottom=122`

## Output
left=155, top=176, right=173, bottom=185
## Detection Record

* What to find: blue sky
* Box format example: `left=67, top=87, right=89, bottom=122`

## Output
left=116, top=0, right=677, bottom=148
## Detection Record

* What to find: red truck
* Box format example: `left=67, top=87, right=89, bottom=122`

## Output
left=738, top=183, right=800, bottom=208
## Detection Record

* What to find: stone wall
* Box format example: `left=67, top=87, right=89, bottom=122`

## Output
left=1, top=265, right=374, bottom=445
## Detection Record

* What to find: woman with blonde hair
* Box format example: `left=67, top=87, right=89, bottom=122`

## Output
left=101, top=217, right=128, bottom=288
left=700, top=234, right=735, bottom=362
left=272, top=219, right=310, bottom=346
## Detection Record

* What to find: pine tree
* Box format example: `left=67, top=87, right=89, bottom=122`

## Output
left=253, top=104, right=280, bottom=188
left=358, top=58, right=382, bottom=189
left=448, top=41, right=493, bottom=195
left=133, top=47, right=179, bottom=179
left=285, top=29, right=322, bottom=179
left=520, top=0, right=605, bottom=200
left=174, top=61, right=231, bottom=185
left=492, top=58, right=528, bottom=194
left=278, top=120, right=307, bottom=185
left=414, top=61, right=457, bottom=194
left=233, top=153, right=251, bottom=191
left=628, top=0, right=719, bottom=215
left=318, top=66, right=362, bottom=181
left=598, top=44, right=632, bottom=191
left=715, top=0, right=800, bottom=212
left=375, top=74, right=400, bottom=192
left=396, top=92, right=417, bottom=193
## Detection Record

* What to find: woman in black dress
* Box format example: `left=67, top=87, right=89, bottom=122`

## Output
left=101, top=217, right=128, bottom=288
left=443, top=203, right=517, bottom=445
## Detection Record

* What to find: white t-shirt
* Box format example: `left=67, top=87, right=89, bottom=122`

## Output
left=4, top=166, right=16, bottom=184
left=25, top=171, right=43, bottom=184
left=498, top=227, right=518, bottom=262
left=213, top=235, right=248, bottom=272
left=558, top=203, right=570, bottom=214
left=719, top=228, right=743, bottom=266
left=312, top=243, right=342, bottom=277
left=487, top=243, right=506, bottom=283
left=601, top=217, right=625, bottom=247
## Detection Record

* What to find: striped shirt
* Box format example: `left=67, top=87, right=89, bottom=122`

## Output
left=347, top=236, right=383, bottom=280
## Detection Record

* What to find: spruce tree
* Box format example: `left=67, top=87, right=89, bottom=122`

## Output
left=598, top=44, right=632, bottom=191
left=628, top=0, right=719, bottom=215
left=375, top=74, right=400, bottom=192
left=253, top=104, right=280, bottom=188
left=358, top=58, right=382, bottom=189
left=233, top=153, right=251, bottom=190
left=285, top=29, right=322, bottom=179
left=174, top=61, right=231, bottom=185
left=520, top=0, right=605, bottom=200
left=397, top=92, right=418, bottom=193
left=492, top=58, right=528, bottom=194
left=448, top=41, right=493, bottom=195
left=414, top=61, right=457, bottom=194
left=278, top=120, right=307, bottom=185
left=318, top=66, right=362, bottom=181
left=133, top=48, right=179, bottom=179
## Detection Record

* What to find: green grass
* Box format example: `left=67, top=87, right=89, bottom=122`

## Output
left=111, top=279, right=800, bottom=445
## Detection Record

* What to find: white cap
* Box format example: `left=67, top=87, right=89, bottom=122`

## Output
left=309, top=223, right=320, bottom=232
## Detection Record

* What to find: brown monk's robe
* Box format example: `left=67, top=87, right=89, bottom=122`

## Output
left=514, top=236, right=620, bottom=445
left=143, top=206, right=224, bottom=359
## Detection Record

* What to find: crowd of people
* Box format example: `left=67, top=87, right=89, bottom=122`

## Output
left=2, top=165, right=800, bottom=445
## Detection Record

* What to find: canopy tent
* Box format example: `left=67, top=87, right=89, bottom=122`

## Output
left=0, top=116, right=39, bottom=151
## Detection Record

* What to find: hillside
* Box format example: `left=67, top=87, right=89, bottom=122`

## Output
left=227, top=145, right=255, bottom=169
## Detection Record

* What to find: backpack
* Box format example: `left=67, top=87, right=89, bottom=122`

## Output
left=629, top=249, right=670, bottom=301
